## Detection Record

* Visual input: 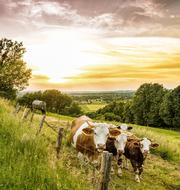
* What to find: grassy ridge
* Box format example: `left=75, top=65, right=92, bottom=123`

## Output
left=1, top=98, right=180, bottom=190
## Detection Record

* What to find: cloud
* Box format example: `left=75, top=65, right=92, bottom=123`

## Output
left=1, top=0, right=180, bottom=38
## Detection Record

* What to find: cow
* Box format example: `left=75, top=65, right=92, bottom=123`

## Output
left=124, top=137, right=159, bottom=182
left=70, top=116, right=121, bottom=162
left=106, top=124, right=135, bottom=176
left=31, top=100, right=46, bottom=114
left=106, top=131, right=128, bottom=176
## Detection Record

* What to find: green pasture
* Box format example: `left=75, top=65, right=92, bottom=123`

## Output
left=80, top=103, right=107, bottom=113
left=0, top=98, right=180, bottom=190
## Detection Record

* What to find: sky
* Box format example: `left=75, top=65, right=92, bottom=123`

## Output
left=1, top=0, right=180, bottom=91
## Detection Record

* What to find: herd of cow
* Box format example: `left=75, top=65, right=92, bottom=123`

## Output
left=30, top=100, right=159, bottom=183
left=69, top=115, right=159, bottom=183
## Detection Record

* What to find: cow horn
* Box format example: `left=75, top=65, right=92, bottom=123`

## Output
left=86, top=121, right=95, bottom=128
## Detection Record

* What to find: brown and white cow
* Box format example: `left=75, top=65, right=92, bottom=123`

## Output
left=70, top=116, right=120, bottom=162
left=124, top=137, right=159, bottom=182
left=106, top=125, right=134, bottom=176
left=106, top=131, right=128, bottom=176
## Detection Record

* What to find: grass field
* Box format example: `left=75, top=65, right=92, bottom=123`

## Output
left=0, top=98, right=180, bottom=190
left=80, top=103, right=106, bottom=113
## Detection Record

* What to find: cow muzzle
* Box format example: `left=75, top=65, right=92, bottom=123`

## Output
left=117, top=150, right=124, bottom=155
left=143, top=150, right=149, bottom=157
left=97, top=144, right=106, bottom=152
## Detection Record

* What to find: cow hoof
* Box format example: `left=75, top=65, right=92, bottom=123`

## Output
left=135, top=178, right=140, bottom=183
left=117, top=173, right=122, bottom=177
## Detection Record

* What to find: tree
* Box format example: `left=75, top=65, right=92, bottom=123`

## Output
left=66, top=102, right=82, bottom=116
left=17, top=90, right=81, bottom=116
left=0, top=38, right=31, bottom=99
left=131, top=83, right=167, bottom=127
left=123, top=100, right=134, bottom=123
left=160, top=86, right=180, bottom=128
left=17, top=91, right=43, bottom=107
left=96, top=101, right=125, bottom=122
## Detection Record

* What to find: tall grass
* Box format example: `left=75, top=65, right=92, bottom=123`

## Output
left=0, top=98, right=94, bottom=190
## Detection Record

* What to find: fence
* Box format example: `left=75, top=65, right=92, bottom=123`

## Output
left=14, top=105, right=127, bottom=190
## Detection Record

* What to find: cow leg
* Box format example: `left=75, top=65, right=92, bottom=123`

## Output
left=77, top=152, right=84, bottom=161
left=131, top=160, right=140, bottom=183
left=117, top=156, right=123, bottom=177
left=110, top=156, right=116, bottom=174
left=135, top=169, right=140, bottom=183
left=138, top=165, right=143, bottom=179
left=124, top=157, right=128, bottom=169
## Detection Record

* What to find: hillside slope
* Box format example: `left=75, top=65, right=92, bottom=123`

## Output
left=0, top=99, right=95, bottom=190
left=0, top=98, right=180, bottom=190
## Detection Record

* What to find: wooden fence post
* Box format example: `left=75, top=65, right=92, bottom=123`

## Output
left=24, top=109, right=31, bottom=119
left=30, top=112, right=34, bottom=123
left=14, top=103, right=21, bottom=114
left=56, top=127, right=63, bottom=159
left=22, top=107, right=27, bottom=119
left=99, top=151, right=112, bottom=190
left=36, top=114, right=46, bottom=135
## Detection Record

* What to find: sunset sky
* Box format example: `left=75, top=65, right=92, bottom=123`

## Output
left=1, top=0, right=180, bottom=91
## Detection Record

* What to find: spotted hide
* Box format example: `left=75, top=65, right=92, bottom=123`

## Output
left=124, top=137, right=159, bottom=182
left=70, top=116, right=120, bottom=161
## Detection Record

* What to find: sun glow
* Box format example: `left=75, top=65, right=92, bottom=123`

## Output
left=23, top=28, right=180, bottom=90
left=48, top=76, right=66, bottom=83
left=24, top=28, right=107, bottom=84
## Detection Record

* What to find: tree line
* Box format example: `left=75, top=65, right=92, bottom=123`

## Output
left=89, top=83, right=180, bottom=129
left=17, top=90, right=82, bottom=116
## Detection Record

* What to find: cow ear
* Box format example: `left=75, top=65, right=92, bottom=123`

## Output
left=127, top=126, right=133, bottom=130
left=151, top=143, right=159, bottom=148
left=109, top=129, right=121, bottom=137
left=82, top=127, right=94, bottom=135
left=133, top=142, right=140, bottom=147
left=86, top=121, right=95, bottom=128
left=127, top=138, right=134, bottom=142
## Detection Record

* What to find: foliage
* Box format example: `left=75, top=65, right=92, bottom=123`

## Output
left=160, top=85, right=180, bottom=129
left=64, top=102, right=82, bottom=116
left=17, top=90, right=82, bottom=116
left=96, top=101, right=125, bottom=122
left=123, top=100, right=134, bottom=123
left=131, top=83, right=167, bottom=127
left=0, top=38, right=31, bottom=99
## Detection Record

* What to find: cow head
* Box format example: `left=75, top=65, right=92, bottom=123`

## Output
left=114, top=133, right=128, bottom=155
left=117, top=124, right=133, bottom=131
left=84, top=121, right=110, bottom=152
left=133, top=138, right=159, bottom=157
